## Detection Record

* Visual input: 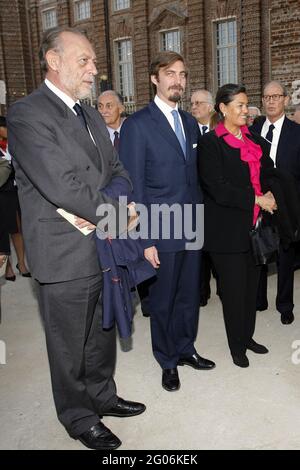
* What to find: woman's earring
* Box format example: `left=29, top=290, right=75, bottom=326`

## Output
left=223, top=113, right=226, bottom=118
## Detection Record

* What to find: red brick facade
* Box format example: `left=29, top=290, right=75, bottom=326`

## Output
left=0, top=0, right=299, bottom=112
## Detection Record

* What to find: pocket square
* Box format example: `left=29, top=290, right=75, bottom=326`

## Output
left=193, top=143, right=198, bottom=148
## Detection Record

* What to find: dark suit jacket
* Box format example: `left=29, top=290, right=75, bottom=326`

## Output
left=252, top=116, right=300, bottom=195
left=7, top=83, right=131, bottom=283
left=198, top=129, right=274, bottom=253
left=119, top=101, right=203, bottom=252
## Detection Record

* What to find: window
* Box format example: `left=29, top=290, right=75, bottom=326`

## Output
left=160, top=29, right=181, bottom=53
left=114, top=0, right=130, bottom=11
left=42, top=8, right=57, bottom=31
left=74, top=0, right=91, bottom=21
left=215, top=20, right=237, bottom=87
left=115, top=39, right=135, bottom=110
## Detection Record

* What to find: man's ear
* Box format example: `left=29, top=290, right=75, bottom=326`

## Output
left=150, top=74, right=159, bottom=87
left=45, top=50, right=60, bottom=72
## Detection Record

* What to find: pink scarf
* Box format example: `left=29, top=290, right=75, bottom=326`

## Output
left=215, top=122, right=263, bottom=224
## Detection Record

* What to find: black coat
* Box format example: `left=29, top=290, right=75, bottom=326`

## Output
left=198, top=129, right=274, bottom=253
left=252, top=116, right=300, bottom=197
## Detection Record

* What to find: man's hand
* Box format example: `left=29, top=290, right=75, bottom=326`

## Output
left=75, top=217, right=96, bottom=231
left=144, top=246, right=160, bottom=269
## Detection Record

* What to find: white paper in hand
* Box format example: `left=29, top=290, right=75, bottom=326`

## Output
left=56, top=208, right=94, bottom=236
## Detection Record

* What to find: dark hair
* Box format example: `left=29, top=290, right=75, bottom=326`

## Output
left=150, top=51, right=186, bottom=94
left=215, top=83, right=247, bottom=119
left=39, top=26, right=86, bottom=72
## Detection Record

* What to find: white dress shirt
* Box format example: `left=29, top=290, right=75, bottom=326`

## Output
left=198, top=123, right=210, bottom=135
left=107, top=124, right=123, bottom=145
left=261, top=114, right=285, bottom=167
left=45, top=78, right=95, bottom=144
left=154, top=95, right=186, bottom=139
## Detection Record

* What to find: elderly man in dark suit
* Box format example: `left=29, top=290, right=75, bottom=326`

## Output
left=7, top=26, right=145, bottom=450
left=253, top=81, right=300, bottom=325
left=119, top=51, right=215, bottom=392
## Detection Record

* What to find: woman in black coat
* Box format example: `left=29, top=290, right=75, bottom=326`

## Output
left=198, top=84, right=277, bottom=367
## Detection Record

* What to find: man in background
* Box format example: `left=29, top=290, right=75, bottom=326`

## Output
left=98, top=90, right=125, bottom=152
left=190, top=89, right=213, bottom=136
left=253, top=81, right=300, bottom=325
left=247, top=106, right=261, bottom=127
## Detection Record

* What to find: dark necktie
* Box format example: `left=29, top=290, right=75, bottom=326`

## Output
left=265, top=123, right=275, bottom=143
left=171, top=109, right=186, bottom=158
left=202, top=125, right=208, bottom=135
left=73, top=103, right=89, bottom=132
left=113, top=131, right=120, bottom=152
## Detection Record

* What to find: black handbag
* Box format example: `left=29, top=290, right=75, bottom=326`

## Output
left=249, top=215, right=280, bottom=265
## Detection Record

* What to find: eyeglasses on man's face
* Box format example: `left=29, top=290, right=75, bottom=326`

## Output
left=262, top=94, right=286, bottom=102
left=191, top=101, right=211, bottom=106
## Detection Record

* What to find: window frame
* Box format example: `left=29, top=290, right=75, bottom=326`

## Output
left=74, top=0, right=91, bottom=22
left=113, top=0, right=131, bottom=12
left=213, top=18, right=238, bottom=90
left=41, top=7, right=58, bottom=31
left=159, top=28, right=181, bottom=54
left=114, top=37, right=135, bottom=112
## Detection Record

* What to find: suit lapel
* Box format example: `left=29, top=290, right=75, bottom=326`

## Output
left=40, top=84, right=101, bottom=168
left=276, top=116, right=289, bottom=166
left=149, top=101, right=186, bottom=161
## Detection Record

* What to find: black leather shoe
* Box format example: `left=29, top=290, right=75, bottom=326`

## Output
left=232, top=354, right=249, bottom=368
left=178, top=353, right=216, bottom=370
left=5, top=275, right=16, bottom=282
left=78, top=422, right=121, bottom=450
left=162, top=368, right=180, bottom=391
left=141, top=309, right=150, bottom=318
left=247, top=339, right=269, bottom=354
left=102, top=397, right=146, bottom=417
left=281, top=312, right=294, bottom=324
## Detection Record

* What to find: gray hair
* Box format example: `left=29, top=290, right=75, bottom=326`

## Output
left=191, top=89, right=213, bottom=104
left=98, top=90, right=124, bottom=106
left=248, top=106, right=261, bottom=115
left=263, top=80, right=288, bottom=97
left=39, top=26, right=86, bottom=72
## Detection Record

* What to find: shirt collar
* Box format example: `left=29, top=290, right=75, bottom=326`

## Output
left=45, top=78, right=80, bottom=113
left=154, top=95, right=178, bottom=115
left=265, top=114, right=285, bottom=132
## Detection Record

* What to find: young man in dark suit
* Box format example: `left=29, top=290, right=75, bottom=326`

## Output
left=253, top=81, right=300, bottom=325
left=7, top=26, right=145, bottom=450
left=119, top=52, right=215, bottom=392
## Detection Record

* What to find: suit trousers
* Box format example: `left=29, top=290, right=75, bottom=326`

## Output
left=256, top=242, right=295, bottom=314
left=210, top=251, right=261, bottom=357
left=37, top=273, right=117, bottom=438
left=148, top=250, right=201, bottom=369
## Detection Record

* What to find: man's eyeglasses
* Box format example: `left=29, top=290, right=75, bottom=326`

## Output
left=262, top=94, right=286, bottom=102
left=191, top=101, right=211, bottom=106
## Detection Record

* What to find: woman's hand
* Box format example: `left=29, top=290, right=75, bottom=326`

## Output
left=255, top=191, right=277, bottom=214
